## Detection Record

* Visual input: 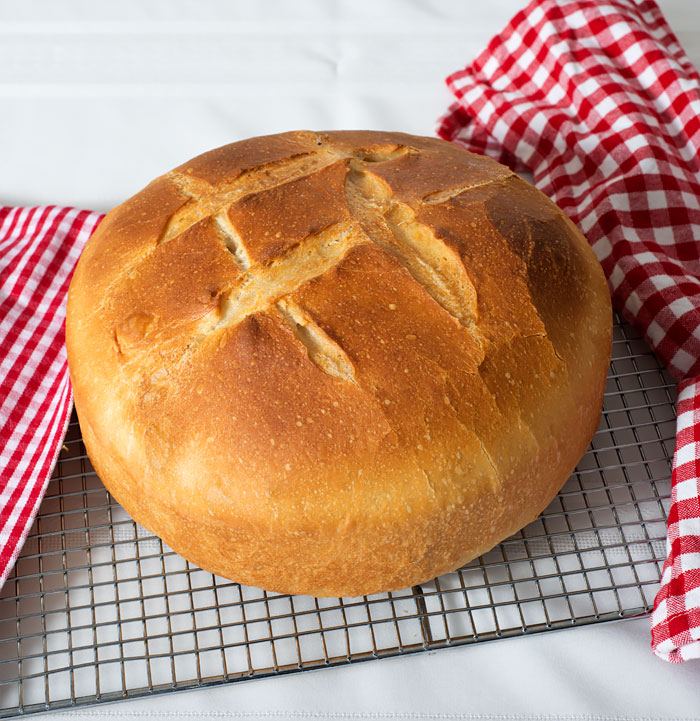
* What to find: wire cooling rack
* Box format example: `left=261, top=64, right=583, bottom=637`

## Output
left=0, top=312, right=676, bottom=717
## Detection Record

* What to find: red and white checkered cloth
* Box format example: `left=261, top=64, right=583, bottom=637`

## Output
left=438, top=0, right=700, bottom=661
left=0, top=207, right=102, bottom=591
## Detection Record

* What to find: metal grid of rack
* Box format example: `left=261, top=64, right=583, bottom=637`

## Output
left=0, top=312, right=676, bottom=717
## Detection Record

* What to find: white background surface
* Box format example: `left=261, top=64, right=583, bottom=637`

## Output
left=2, top=1, right=700, bottom=719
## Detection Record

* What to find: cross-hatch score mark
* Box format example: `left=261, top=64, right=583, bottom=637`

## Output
left=162, top=142, right=485, bottom=382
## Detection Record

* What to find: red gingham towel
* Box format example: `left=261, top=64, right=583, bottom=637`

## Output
left=437, top=0, right=700, bottom=661
left=0, top=207, right=103, bottom=591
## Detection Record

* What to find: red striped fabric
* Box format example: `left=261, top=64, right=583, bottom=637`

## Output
left=0, top=206, right=103, bottom=591
left=437, top=0, right=700, bottom=661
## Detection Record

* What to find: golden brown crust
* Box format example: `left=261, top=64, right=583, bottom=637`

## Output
left=66, top=130, right=612, bottom=597
left=226, top=158, right=352, bottom=264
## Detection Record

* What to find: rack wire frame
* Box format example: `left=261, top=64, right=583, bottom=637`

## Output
left=0, top=312, right=676, bottom=717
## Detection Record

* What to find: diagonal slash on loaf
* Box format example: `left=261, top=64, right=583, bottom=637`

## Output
left=161, top=137, right=485, bottom=382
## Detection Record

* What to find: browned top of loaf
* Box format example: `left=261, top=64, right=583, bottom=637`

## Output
left=67, top=130, right=611, bottom=543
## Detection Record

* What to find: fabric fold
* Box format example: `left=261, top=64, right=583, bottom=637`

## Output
left=438, top=0, right=700, bottom=661
left=0, top=206, right=103, bottom=592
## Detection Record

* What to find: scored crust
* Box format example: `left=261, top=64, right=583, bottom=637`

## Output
left=66, top=130, right=612, bottom=597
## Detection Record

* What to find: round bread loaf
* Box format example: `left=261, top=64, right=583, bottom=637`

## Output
left=66, top=130, right=612, bottom=597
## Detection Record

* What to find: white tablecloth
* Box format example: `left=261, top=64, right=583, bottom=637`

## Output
left=3, top=0, right=700, bottom=718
